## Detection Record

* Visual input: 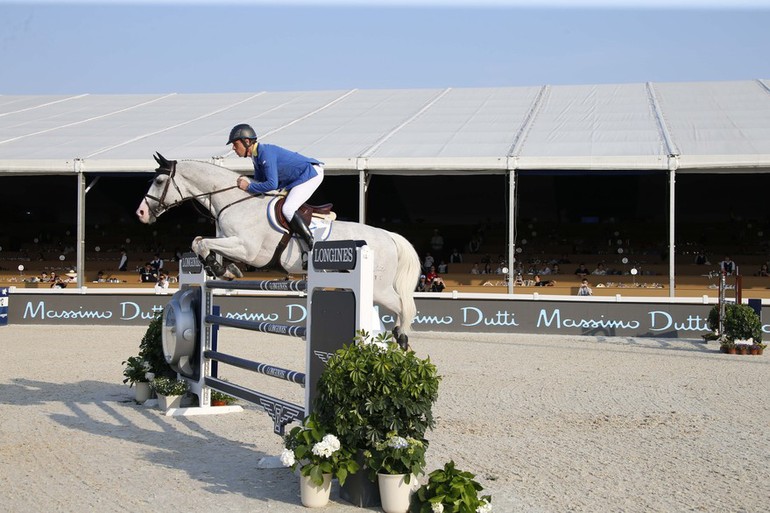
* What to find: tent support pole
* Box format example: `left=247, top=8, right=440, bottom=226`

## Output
left=508, top=169, right=516, bottom=294
left=75, top=160, right=86, bottom=288
left=669, top=169, right=676, bottom=297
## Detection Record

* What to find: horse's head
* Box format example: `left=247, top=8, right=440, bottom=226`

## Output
left=136, top=152, right=182, bottom=224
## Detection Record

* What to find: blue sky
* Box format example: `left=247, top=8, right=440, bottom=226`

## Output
left=1, top=0, right=769, bottom=94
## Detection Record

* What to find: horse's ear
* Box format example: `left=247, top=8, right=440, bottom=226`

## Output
left=153, top=152, right=175, bottom=175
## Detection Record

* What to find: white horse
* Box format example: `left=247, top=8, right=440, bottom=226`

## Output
left=135, top=153, right=421, bottom=346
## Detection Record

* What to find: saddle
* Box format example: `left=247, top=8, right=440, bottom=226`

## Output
left=263, top=197, right=335, bottom=273
left=273, top=197, right=334, bottom=230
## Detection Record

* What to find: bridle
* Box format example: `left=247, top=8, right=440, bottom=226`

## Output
left=143, top=152, right=254, bottom=221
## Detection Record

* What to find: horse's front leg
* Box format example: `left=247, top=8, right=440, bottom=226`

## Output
left=192, top=236, right=249, bottom=280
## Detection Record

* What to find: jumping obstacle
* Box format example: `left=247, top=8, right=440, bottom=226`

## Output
left=161, top=240, right=377, bottom=434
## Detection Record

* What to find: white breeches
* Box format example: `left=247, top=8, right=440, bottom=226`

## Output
left=282, top=164, right=324, bottom=220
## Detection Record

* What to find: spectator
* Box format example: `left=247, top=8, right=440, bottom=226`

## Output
left=757, top=263, right=769, bottom=277
left=467, top=236, right=481, bottom=254
left=449, top=248, right=463, bottom=264
left=139, top=263, right=157, bottom=283
left=694, top=251, right=709, bottom=265
left=422, top=252, right=434, bottom=273
left=470, top=263, right=481, bottom=275
left=430, top=275, right=446, bottom=293
left=552, top=263, right=561, bottom=275
left=574, top=263, right=590, bottom=277
left=534, top=274, right=556, bottom=287
left=592, top=263, right=607, bottom=276
left=415, top=275, right=429, bottom=292
left=50, top=272, right=66, bottom=289
left=150, top=253, right=164, bottom=272
left=719, top=256, right=737, bottom=275
left=430, top=229, right=444, bottom=256
left=577, top=278, right=593, bottom=296
left=437, top=260, right=448, bottom=274
left=155, top=272, right=170, bottom=294
left=425, top=265, right=438, bottom=284
left=118, top=249, right=128, bottom=271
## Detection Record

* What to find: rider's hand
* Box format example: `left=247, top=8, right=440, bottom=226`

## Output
left=237, top=176, right=250, bottom=191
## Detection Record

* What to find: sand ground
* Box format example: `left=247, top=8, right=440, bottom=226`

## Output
left=0, top=325, right=768, bottom=512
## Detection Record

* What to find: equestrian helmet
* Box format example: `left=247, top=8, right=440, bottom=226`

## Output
left=227, top=123, right=257, bottom=145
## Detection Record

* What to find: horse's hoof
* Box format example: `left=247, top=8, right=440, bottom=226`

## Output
left=394, top=329, right=410, bottom=351
left=226, top=263, right=243, bottom=278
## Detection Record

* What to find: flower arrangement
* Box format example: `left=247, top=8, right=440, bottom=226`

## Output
left=150, top=376, right=189, bottom=396
left=122, top=356, right=152, bottom=388
left=365, top=432, right=426, bottom=483
left=281, top=413, right=360, bottom=486
left=314, top=331, right=441, bottom=449
left=410, top=460, right=492, bottom=513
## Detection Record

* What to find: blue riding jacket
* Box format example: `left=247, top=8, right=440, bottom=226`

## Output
left=246, top=143, right=323, bottom=195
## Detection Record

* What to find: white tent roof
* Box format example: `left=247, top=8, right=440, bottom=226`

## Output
left=1, top=79, right=769, bottom=176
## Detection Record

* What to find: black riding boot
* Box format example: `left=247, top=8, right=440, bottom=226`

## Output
left=289, top=215, right=314, bottom=269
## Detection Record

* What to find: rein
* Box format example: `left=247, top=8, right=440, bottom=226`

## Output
left=143, top=162, right=247, bottom=220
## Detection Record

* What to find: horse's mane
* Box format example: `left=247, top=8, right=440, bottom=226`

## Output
left=179, top=159, right=242, bottom=175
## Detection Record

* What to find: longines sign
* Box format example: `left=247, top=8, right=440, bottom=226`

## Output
left=7, top=291, right=768, bottom=338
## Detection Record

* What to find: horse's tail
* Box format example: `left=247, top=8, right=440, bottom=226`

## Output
left=387, top=231, right=421, bottom=336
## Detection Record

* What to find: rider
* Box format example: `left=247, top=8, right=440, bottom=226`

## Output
left=228, top=123, right=324, bottom=262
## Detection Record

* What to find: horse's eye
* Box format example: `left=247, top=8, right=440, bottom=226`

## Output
left=154, top=175, right=166, bottom=185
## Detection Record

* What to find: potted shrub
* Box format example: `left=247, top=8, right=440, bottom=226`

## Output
left=703, top=305, right=720, bottom=342
left=281, top=412, right=360, bottom=507
left=122, top=356, right=153, bottom=403
left=410, top=460, right=492, bottom=513
left=314, top=331, right=441, bottom=507
left=722, top=303, right=762, bottom=343
left=139, top=312, right=175, bottom=378
left=720, top=303, right=762, bottom=355
left=210, top=389, right=237, bottom=406
left=366, top=432, right=426, bottom=513
left=151, top=376, right=189, bottom=411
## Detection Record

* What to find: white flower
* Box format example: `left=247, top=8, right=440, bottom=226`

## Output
left=279, top=448, right=296, bottom=467
left=142, top=360, right=151, bottom=371
left=388, top=436, right=409, bottom=449
left=312, top=440, right=334, bottom=458
left=476, top=498, right=492, bottom=513
left=145, top=372, right=155, bottom=381
left=322, top=434, right=340, bottom=452
left=431, top=503, right=444, bottom=513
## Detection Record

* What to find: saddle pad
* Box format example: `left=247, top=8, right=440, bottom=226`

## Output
left=266, top=196, right=333, bottom=242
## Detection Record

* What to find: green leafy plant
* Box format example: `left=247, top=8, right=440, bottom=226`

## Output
left=364, top=432, right=426, bottom=483
left=723, top=303, right=762, bottom=342
left=314, top=331, right=441, bottom=451
left=706, top=304, right=720, bottom=333
left=150, top=376, right=189, bottom=396
left=121, top=356, right=151, bottom=387
left=211, top=389, right=237, bottom=405
left=138, top=312, right=174, bottom=378
left=281, top=412, right=360, bottom=486
left=410, top=460, right=492, bottom=513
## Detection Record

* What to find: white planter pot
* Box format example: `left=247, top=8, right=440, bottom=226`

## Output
left=378, top=473, right=416, bottom=513
left=299, top=473, right=332, bottom=508
left=134, top=382, right=151, bottom=403
left=157, top=394, right=183, bottom=411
